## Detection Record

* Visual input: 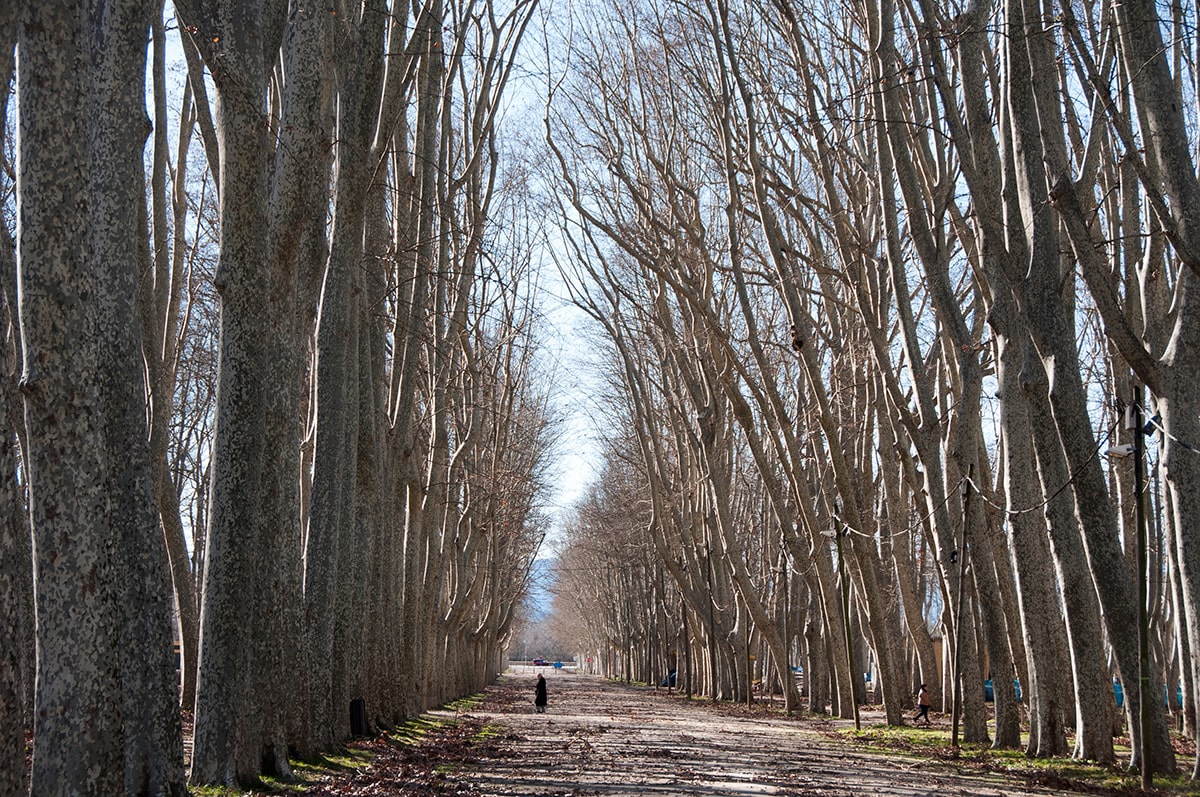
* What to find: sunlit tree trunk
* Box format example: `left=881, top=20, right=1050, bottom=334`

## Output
left=995, top=325, right=1073, bottom=758
left=17, top=0, right=186, bottom=791
left=879, top=412, right=940, bottom=709
left=18, top=7, right=123, bottom=789
left=391, top=0, right=443, bottom=718
left=304, top=0, right=385, bottom=749
left=1089, top=0, right=1200, bottom=772
left=179, top=0, right=290, bottom=783
left=1001, top=0, right=1175, bottom=770
left=261, top=0, right=332, bottom=760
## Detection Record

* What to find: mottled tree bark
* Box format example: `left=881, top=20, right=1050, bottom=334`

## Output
left=17, top=0, right=184, bottom=792
left=88, top=0, right=188, bottom=791
left=994, top=327, right=1073, bottom=758
left=18, top=7, right=123, bottom=789
left=1087, top=0, right=1200, bottom=774
left=1003, top=0, right=1175, bottom=771
left=924, top=0, right=1120, bottom=762
left=304, top=0, right=387, bottom=748
left=16, top=12, right=107, bottom=797
left=263, top=0, right=331, bottom=761
left=1157, top=289, right=1200, bottom=780
left=178, top=0, right=288, bottom=784
left=394, top=0, right=444, bottom=718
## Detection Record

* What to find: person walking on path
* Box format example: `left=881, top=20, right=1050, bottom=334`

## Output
left=913, top=684, right=931, bottom=725
left=534, top=673, right=548, bottom=713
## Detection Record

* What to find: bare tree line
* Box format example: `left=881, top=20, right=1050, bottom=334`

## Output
left=5, top=0, right=1200, bottom=790
left=544, top=0, right=1199, bottom=781
left=0, top=0, right=550, bottom=792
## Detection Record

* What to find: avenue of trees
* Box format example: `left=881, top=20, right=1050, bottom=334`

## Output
left=544, top=0, right=1200, bottom=782
left=5, top=0, right=1200, bottom=791
left=1, top=0, right=551, bottom=792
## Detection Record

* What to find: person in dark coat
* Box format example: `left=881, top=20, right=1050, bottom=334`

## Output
left=534, top=673, right=548, bottom=713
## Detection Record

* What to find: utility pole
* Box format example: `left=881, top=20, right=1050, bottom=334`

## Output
left=1130, top=392, right=1152, bottom=792
left=681, top=590, right=692, bottom=697
left=705, top=546, right=718, bottom=702
left=831, top=501, right=859, bottom=730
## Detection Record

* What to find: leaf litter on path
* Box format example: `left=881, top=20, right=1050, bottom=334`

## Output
left=297, top=669, right=1165, bottom=797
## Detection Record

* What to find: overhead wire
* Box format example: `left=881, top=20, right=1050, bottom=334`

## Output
left=1147, top=414, right=1200, bottom=455
left=962, top=420, right=1118, bottom=518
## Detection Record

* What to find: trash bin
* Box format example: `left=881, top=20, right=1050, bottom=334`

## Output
left=350, top=698, right=367, bottom=736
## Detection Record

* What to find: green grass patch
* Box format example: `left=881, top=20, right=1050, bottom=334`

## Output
left=256, top=775, right=308, bottom=794
left=290, top=747, right=374, bottom=774
left=1148, top=772, right=1200, bottom=795
left=847, top=722, right=945, bottom=747
left=844, top=723, right=1200, bottom=795
left=442, top=694, right=484, bottom=712
left=189, top=748, right=376, bottom=797
left=389, top=714, right=451, bottom=746
left=190, top=779, right=293, bottom=796
left=983, top=747, right=1121, bottom=782
left=188, top=779, right=299, bottom=797
left=471, top=722, right=504, bottom=743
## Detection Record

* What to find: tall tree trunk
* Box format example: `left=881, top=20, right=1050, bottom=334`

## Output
left=0, top=382, right=27, bottom=796
left=17, top=1, right=185, bottom=791
left=301, top=0, right=380, bottom=754
left=1021, top=353, right=1118, bottom=763
left=1003, top=0, right=1175, bottom=770
left=89, top=0, right=188, bottom=791
left=1157, top=289, right=1200, bottom=779
left=304, top=166, right=363, bottom=748
left=1104, top=3, right=1200, bottom=771
left=19, top=3, right=122, bottom=791
left=995, top=327, right=1073, bottom=758
left=399, top=0, right=444, bottom=717
left=1051, top=0, right=1200, bottom=770
left=182, top=0, right=286, bottom=783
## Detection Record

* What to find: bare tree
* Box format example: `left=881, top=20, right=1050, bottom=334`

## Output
left=175, top=0, right=295, bottom=782
left=15, top=0, right=186, bottom=791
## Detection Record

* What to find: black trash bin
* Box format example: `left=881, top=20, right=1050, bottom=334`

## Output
left=350, top=698, right=367, bottom=736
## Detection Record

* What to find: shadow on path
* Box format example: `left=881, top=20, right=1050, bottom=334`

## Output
left=445, top=667, right=1087, bottom=797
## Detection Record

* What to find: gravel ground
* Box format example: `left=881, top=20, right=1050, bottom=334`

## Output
left=427, top=667, right=1106, bottom=797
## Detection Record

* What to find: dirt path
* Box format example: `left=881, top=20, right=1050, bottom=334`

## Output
left=416, top=667, right=1096, bottom=797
